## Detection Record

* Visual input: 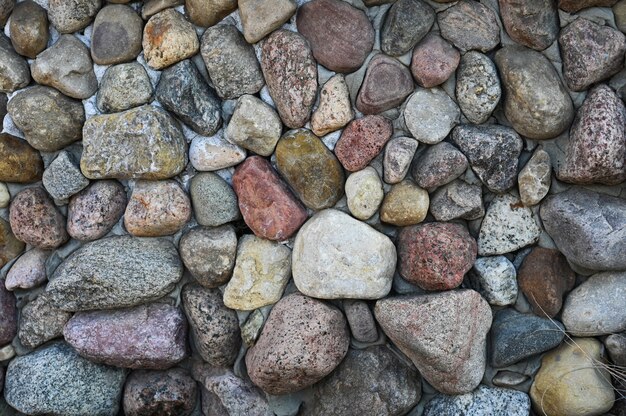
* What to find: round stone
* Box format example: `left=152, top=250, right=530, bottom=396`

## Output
left=48, top=0, right=101, bottom=33
left=379, top=180, right=429, bottom=226
left=356, top=54, right=414, bottom=115
left=96, top=63, right=154, bottom=113
left=0, top=133, right=44, bottom=183
left=190, top=172, right=239, bottom=227
left=5, top=248, right=48, bottom=291
left=404, top=88, right=460, bottom=144
left=456, top=51, right=501, bottom=124
left=345, top=167, right=385, bottom=221
left=411, top=34, right=460, bottom=88
left=91, top=5, right=143, bottom=65
left=8, top=0, right=48, bottom=59
left=225, top=94, right=282, bottom=157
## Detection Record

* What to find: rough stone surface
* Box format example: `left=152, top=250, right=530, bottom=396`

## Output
left=223, top=235, right=291, bottom=310
left=438, top=0, right=500, bottom=52
left=605, top=333, right=626, bottom=366
left=404, top=88, right=460, bottom=145
left=123, top=369, right=197, bottom=416
left=471, top=256, right=518, bottom=306
left=18, top=294, right=71, bottom=349
left=179, top=226, right=236, bottom=288
left=9, top=0, right=48, bottom=59
left=478, top=193, right=541, bottom=256
left=495, top=45, right=574, bottom=140
left=0, top=218, right=24, bottom=269
left=424, top=385, right=531, bottom=416
left=375, top=290, right=492, bottom=395
left=225, top=94, right=282, bottom=156
left=380, top=180, right=429, bottom=226
left=203, top=371, right=272, bottom=416
left=246, top=293, right=350, bottom=395
left=96, top=63, right=154, bottom=113
left=0, top=35, right=30, bottom=93
left=0, top=0, right=14, bottom=26
left=233, top=156, right=307, bottom=240
left=0, top=133, right=43, bottom=183
left=518, top=148, right=551, bottom=206
left=42, top=151, right=89, bottom=201
left=189, top=134, right=246, bottom=171
left=456, top=52, right=501, bottom=124
left=143, top=9, right=199, bottom=70
left=81, top=105, right=187, bottom=180
left=91, top=5, right=143, bottom=65
left=345, top=167, right=384, bottom=220
left=297, top=0, right=374, bottom=72
left=293, top=209, right=396, bottom=299
left=9, top=188, right=68, bottom=250
left=559, top=0, right=618, bottom=10
left=452, top=124, right=523, bottom=194
left=302, top=346, right=421, bottom=416
left=335, top=115, right=393, bottom=172
left=311, top=74, right=354, bottom=136
left=411, top=34, right=460, bottom=88
left=8, top=86, right=85, bottom=152
left=398, top=222, right=476, bottom=291
left=190, top=172, right=239, bottom=227
left=381, top=0, right=434, bottom=56
left=48, top=0, right=101, bottom=33
left=383, top=137, right=418, bottom=184
left=356, top=54, right=414, bottom=115
left=616, top=0, right=626, bottom=32
left=261, top=29, right=317, bottom=129
left=186, top=0, right=236, bottom=27
left=430, top=180, right=484, bottom=221
left=238, top=0, right=296, bottom=44
left=0, top=281, right=16, bottom=346
left=5, top=248, right=47, bottom=291
left=540, top=187, right=626, bottom=271
left=276, top=129, right=345, bottom=210
left=412, top=142, right=468, bottom=189
left=182, top=284, right=241, bottom=367
left=46, top=236, right=183, bottom=311
left=201, top=24, right=264, bottom=100
left=343, top=300, right=378, bottom=343
left=499, top=0, right=559, bottom=50
left=560, top=18, right=626, bottom=91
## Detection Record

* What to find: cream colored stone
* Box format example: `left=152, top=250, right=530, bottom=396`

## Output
left=238, top=0, right=297, bottom=44
left=311, top=74, right=354, bottom=137
left=0, top=344, right=15, bottom=361
left=189, top=134, right=246, bottom=171
left=518, top=148, right=551, bottom=206
left=142, top=9, right=199, bottom=70
left=345, top=167, right=384, bottom=221
left=380, top=180, right=429, bottom=226
left=223, top=235, right=291, bottom=311
left=0, top=182, right=9, bottom=208
left=225, top=94, right=282, bottom=156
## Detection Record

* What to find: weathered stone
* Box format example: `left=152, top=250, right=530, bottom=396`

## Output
left=615, top=0, right=626, bottom=33
left=182, top=284, right=241, bottom=367
left=297, top=0, right=374, bottom=72
left=190, top=172, right=239, bottom=227
left=81, top=105, right=187, bottom=180
left=356, top=54, right=413, bottom=114
left=375, top=290, right=492, bottom=395
left=0, top=218, right=24, bottom=269
left=380, top=180, right=429, bottom=226
left=0, top=134, right=43, bottom=183
left=0, top=182, right=8, bottom=208
left=179, top=225, right=237, bottom=288
left=456, top=52, right=501, bottom=124
left=412, top=142, right=468, bottom=189
left=9, top=0, right=48, bottom=59
left=383, top=137, right=418, bottom=184
left=311, top=74, right=354, bottom=136
left=5, top=248, right=47, bottom=291
left=225, top=94, right=281, bottom=156
left=223, top=235, right=291, bottom=310
left=276, top=129, right=345, bottom=210
left=540, top=187, right=626, bottom=270
left=381, top=0, right=434, bottom=56
left=293, top=209, right=396, bottom=299
left=42, top=151, right=90, bottom=201
left=398, top=222, right=476, bottom=291
left=203, top=371, right=272, bottom=416
left=201, top=24, right=264, bottom=100
left=0, top=281, right=16, bottom=345
left=8, top=86, right=85, bottom=152
left=186, top=0, right=236, bottom=27
left=424, top=385, right=531, bottom=416
left=124, top=369, right=197, bottom=416
left=605, top=333, right=626, bottom=366
left=452, top=124, right=523, bottom=194
left=67, top=180, right=127, bottom=241
left=46, top=236, right=183, bottom=311
left=0, top=34, right=30, bottom=93
left=559, top=0, right=619, bottom=12
left=499, top=0, right=559, bottom=50
left=91, top=5, right=143, bottom=65
left=471, top=256, right=518, bottom=306
left=18, top=294, right=71, bottom=349
left=335, top=115, right=393, bottom=172
left=238, top=0, right=296, bottom=44
left=143, top=9, right=199, bottom=70
left=97, top=63, right=153, bottom=113
left=142, top=0, right=183, bottom=19
left=411, top=34, right=460, bottom=88
left=48, top=0, right=101, bottom=33
left=404, top=88, right=460, bottom=144
left=343, top=300, right=378, bottom=343
left=438, top=0, right=500, bottom=52
left=0, top=0, right=14, bottom=26
left=189, top=134, right=246, bottom=171
left=495, top=45, right=574, bottom=140
left=430, top=179, right=484, bottom=221
left=233, top=156, right=308, bottom=241
left=345, top=167, right=384, bottom=220
left=4, top=342, right=125, bottom=416
left=246, top=293, right=349, bottom=394
left=518, top=148, right=551, bottom=206
left=261, top=29, right=317, bottom=128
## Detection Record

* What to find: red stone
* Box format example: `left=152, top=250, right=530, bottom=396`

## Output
left=411, top=34, right=460, bottom=88
left=232, top=156, right=307, bottom=241
left=398, top=222, right=477, bottom=291
left=296, top=0, right=374, bottom=73
left=334, top=115, right=393, bottom=172
left=356, top=54, right=413, bottom=115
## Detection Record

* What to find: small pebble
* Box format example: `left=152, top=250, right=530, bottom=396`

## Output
left=345, top=166, right=385, bottom=221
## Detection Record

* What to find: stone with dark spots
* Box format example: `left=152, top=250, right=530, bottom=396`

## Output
left=559, top=18, right=626, bottom=92
left=91, top=5, right=143, bottom=65
left=0, top=133, right=43, bottom=183
left=48, top=0, right=101, bottom=33
left=42, top=151, right=89, bottom=201
left=179, top=226, right=237, bottom=288
left=232, top=156, right=307, bottom=241
left=0, top=218, right=24, bottom=269
left=190, top=172, right=240, bottom=227
left=9, top=188, right=68, bottom=250
left=423, top=385, right=531, bottom=416
left=19, top=294, right=71, bottom=350
left=123, top=369, right=197, bottom=416
left=343, top=300, right=378, bottom=343
left=182, top=284, right=241, bottom=367
left=334, top=115, right=394, bottom=172
left=559, top=0, right=618, bottom=11
left=9, top=0, right=48, bottom=59
left=156, top=59, right=222, bottom=136
left=398, top=222, right=477, bottom=291
left=438, top=0, right=500, bottom=52
left=383, top=136, right=419, bottom=184
left=558, top=84, right=626, bottom=185
left=456, top=52, right=501, bottom=124
left=261, top=29, right=317, bottom=128
left=203, top=371, right=273, bottom=416
left=411, top=34, right=460, bottom=88
left=0, top=281, right=17, bottom=346
left=356, top=54, right=414, bottom=115
left=452, top=124, right=523, bottom=194
left=296, top=0, right=374, bottom=73
left=411, top=142, right=468, bottom=190
left=246, top=293, right=349, bottom=395
left=381, top=0, right=434, bottom=56
left=518, top=247, right=576, bottom=318
left=499, top=0, right=559, bottom=51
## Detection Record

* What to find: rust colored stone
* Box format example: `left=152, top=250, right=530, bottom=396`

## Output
left=334, top=115, right=394, bottom=172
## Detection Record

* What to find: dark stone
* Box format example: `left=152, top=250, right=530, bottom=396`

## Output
left=9, top=0, right=48, bottom=59
left=91, top=5, right=143, bottom=65
left=356, top=54, right=414, bottom=114
left=559, top=0, right=618, bottom=12
left=123, top=369, right=197, bottom=416
left=411, top=142, right=468, bottom=190
left=438, top=0, right=500, bottom=52
left=499, top=0, right=559, bottom=51
left=0, top=281, right=17, bottom=346
left=381, top=0, right=434, bottom=56
left=0, top=133, right=44, bottom=183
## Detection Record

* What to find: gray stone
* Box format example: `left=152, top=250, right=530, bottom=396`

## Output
left=456, top=51, right=501, bottom=124
left=8, top=85, right=85, bottom=152
left=381, top=0, right=434, bottom=56
left=46, top=236, right=183, bottom=311
left=562, top=271, right=626, bottom=336
left=48, top=0, right=101, bottom=33
left=343, top=300, right=378, bottom=343
left=4, top=342, right=126, bottom=416
left=412, top=142, right=468, bottom=190
left=179, top=225, right=237, bottom=288
left=471, top=256, right=518, bottom=306
left=5, top=248, right=48, bottom=290
left=19, top=294, right=72, bottom=349
left=203, top=371, right=272, bottom=416
left=201, top=24, right=264, bottom=100
left=43, top=151, right=90, bottom=201
left=383, top=137, right=418, bottom=185
left=0, top=93, right=6, bottom=120
left=141, top=0, right=183, bottom=20
left=605, top=333, right=626, bottom=366
left=156, top=59, right=222, bottom=136
left=540, top=187, right=626, bottom=271
left=238, top=0, right=296, bottom=44
left=31, top=35, right=98, bottom=100
left=225, top=94, right=282, bottom=156
left=0, top=34, right=30, bottom=93
left=452, top=124, right=523, bottom=194
left=424, top=385, right=531, bottom=416
left=518, top=148, right=551, bottom=206
left=404, top=88, right=460, bottom=145
left=190, top=172, right=239, bottom=227
left=97, top=63, right=154, bottom=113
left=438, top=0, right=500, bottom=52
left=430, top=179, right=484, bottom=221
left=123, top=369, right=197, bottom=416
left=0, top=0, right=14, bottom=26
left=91, top=5, right=142, bottom=65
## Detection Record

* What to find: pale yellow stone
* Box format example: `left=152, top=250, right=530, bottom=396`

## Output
left=518, top=148, right=551, bottom=206
left=0, top=344, right=15, bottom=361
left=380, top=180, right=429, bottom=226
left=239, top=0, right=296, bottom=44
left=142, top=9, right=199, bottom=70
left=0, top=182, right=9, bottom=208
left=311, top=74, right=354, bottom=137
left=345, top=166, right=384, bottom=221
left=530, top=338, right=614, bottom=416
left=223, top=235, right=291, bottom=311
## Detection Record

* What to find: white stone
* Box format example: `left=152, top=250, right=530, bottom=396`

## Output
left=311, top=74, right=354, bottom=137
left=345, top=167, right=384, bottom=221
left=189, top=132, right=246, bottom=171
left=472, top=256, right=518, bottom=306
left=404, top=87, right=460, bottom=144
left=0, top=182, right=9, bottom=208
left=518, top=149, right=551, bottom=206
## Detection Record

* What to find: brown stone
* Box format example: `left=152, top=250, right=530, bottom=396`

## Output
left=437, top=0, right=500, bottom=52
left=559, top=0, right=618, bottom=11
left=9, top=0, right=48, bottom=59
left=499, top=0, right=559, bottom=51
left=379, top=180, right=429, bottom=226
left=518, top=247, right=576, bottom=318
left=0, top=217, right=24, bottom=269
left=0, top=134, right=43, bottom=183
left=232, top=156, right=308, bottom=241
left=0, top=278, right=17, bottom=345
left=334, top=115, right=393, bottom=172
left=123, top=369, right=197, bottom=416
left=185, top=0, right=236, bottom=27
left=0, top=0, right=14, bottom=27
left=356, top=54, right=413, bottom=115
left=91, top=5, right=143, bottom=65
left=9, top=188, right=68, bottom=250
left=142, top=0, right=183, bottom=20
left=142, top=9, right=199, bottom=70
left=411, top=34, right=460, bottom=88
left=238, top=0, right=296, bottom=44
left=296, top=0, right=374, bottom=73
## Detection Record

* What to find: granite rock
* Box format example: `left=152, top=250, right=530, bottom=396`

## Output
left=424, top=385, right=530, bottom=416
left=96, top=63, right=154, bottom=113
left=456, top=52, right=501, bottom=124
left=42, top=151, right=89, bottom=201
left=225, top=94, right=282, bottom=157
left=412, top=142, right=468, bottom=189
left=203, top=371, right=272, bottom=416
left=18, top=294, right=71, bottom=349
left=518, top=148, right=551, bottom=206
left=430, top=179, right=484, bottom=221
left=471, top=256, right=518, bottom=306
left=404, top=88, right=460, bottom=145
left=334, top=115, right=393, bottom=172
left=190, top=172, right=239, bottom=227
left=343, top=300, right=378, bottom=343
left=48, top=0, right=101, bottom=33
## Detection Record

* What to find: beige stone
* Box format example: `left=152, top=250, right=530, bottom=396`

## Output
left=142, top=9, right=199, bottom=70
left=238, top=0, right=296, bottom=44
left=0, top=182, right=9, bottom=208
left=518, top=148, right=551, bottom=206
left=345, top=167, right=384, bottom=221
left=185, top=0, right=237, bottom=27
left=380, top=180, right=429, bottom=226
left=311, top=74, right=354, bottom=137
left=225, top=95, right=282, bottom=156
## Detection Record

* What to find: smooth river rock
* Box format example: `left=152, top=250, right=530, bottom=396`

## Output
left=499, top=0, right=559, bottom=51
left=381, top=0, right=434, bottom=57
left=356, top=54, right=414, bottom=115
left=438, top=0, right=500, bottom=52
left=9, top=0, right=48, bottom=59
left=404, top=88, right=460, bottom=144
left=0, top=34, right=30, bottom=93
left=456, top=51, right=501, bottom=124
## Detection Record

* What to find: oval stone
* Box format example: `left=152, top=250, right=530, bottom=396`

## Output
left=0, top=217, right=24, bottom=269
left=499, top=0, right=559, bottom=51
left=438, top=0, right=500, bottom=52
left=91, top=4, right=143, bottom=65
left=9, top=0, right=48, bottom=59
left=5, top=248, right=48, bottom=291
left=381, top=0, right=434, bottom=56
left=356, top=54, right=414, bottom=115
left=404, top=88, right=460, bottom=144
left=456, top=51, right=501, bottom=124
left=0, top=133, right=43, bottom=183
left=334, top=115, right=394, bottom=172
left=411, top=34, right=460, bottom=88
left=0, top=34, right=30, bottom=93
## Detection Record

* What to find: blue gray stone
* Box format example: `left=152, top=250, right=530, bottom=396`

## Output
left=423, top=384, right=531, bottom=416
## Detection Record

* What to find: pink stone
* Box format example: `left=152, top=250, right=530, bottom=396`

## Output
left=411, top=34, right=460, bottom=88
left=334, top=115, right=394, bottom=172
left=356, top=54, right=414, bottom=114
left=9, top=188, right=68, bottom=249
left=5, top=248, right=47, bottom=291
